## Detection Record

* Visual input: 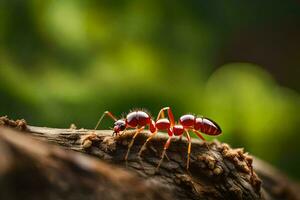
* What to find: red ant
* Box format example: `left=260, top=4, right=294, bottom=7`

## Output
left=84, top=107, right=222, bottom=170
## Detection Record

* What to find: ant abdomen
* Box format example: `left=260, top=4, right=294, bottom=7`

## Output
left=179, top=114, right=222, bottom=135
left=195, top=117, right=222, bottom=135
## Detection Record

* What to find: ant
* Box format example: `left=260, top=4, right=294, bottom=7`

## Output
left=83, top=107, right=222, bottom=170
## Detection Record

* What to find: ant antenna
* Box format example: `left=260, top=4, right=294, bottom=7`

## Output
left=94, top=111, right=117, bottom=130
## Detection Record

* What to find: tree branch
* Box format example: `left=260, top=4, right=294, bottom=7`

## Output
left=0, top=116, right=299, bottom=200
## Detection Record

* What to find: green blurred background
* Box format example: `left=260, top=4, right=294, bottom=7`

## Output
left=0, top=1, right=299, bottom=179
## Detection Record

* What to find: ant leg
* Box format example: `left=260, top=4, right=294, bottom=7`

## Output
left=192, top=129, right=206, bottom=140
left=156, top=107, right=175, bottom=126
left=184, top=130, right=192, bottom=170
left=192, top=129, right=210, bottom=150
left=156, top=136, right=172, bottom=171
left=120, top=128, right=127, bottom=136
left=94, top=111, right=117, bottom=130
left=124, top=127, right=145, bottom=161
left=138, top=131, right=157, bottom=157
left=156, top=108, right=166, bottom=120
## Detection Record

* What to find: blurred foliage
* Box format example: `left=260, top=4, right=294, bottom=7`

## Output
left=0, top=1, right=299, bottom=179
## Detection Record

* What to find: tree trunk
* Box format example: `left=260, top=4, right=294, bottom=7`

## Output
left=0, top=116, right=299, bottom=200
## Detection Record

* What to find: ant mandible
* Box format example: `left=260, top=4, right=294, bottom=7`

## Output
left=84, top=107, right=222, bottom=170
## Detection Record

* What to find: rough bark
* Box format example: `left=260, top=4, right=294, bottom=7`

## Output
left=0, top=127, right=171, bottom=200
left=0, top=116, right=299, bottom=200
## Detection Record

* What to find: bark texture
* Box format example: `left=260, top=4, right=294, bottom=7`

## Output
left=0, top=116, right=299, bottom=200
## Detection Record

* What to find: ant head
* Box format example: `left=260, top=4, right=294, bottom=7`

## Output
left=113, top=119, right=126, bottom=134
